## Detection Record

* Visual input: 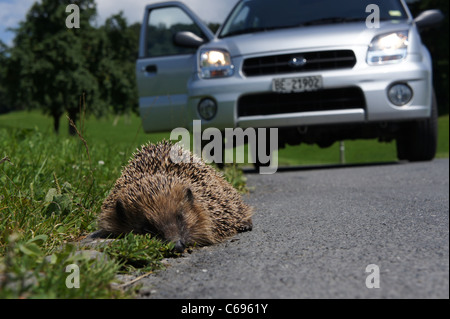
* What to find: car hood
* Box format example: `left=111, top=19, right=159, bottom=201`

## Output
left=209, top=21, right=412, bottom=57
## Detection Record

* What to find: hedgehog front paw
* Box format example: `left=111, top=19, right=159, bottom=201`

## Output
left=237, top=219, right=253, bottom=232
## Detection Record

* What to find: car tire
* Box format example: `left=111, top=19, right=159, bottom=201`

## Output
left=396, top=90, right=438, bottom=162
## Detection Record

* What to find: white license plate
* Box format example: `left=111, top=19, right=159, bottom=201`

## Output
left=272, top=76, right=323, bottom=93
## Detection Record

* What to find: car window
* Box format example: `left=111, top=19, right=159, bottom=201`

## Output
left=220, top=0, right=408, bottom=38
left=146, top=6, right=206, bottom=58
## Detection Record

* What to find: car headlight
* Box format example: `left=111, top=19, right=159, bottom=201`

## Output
left=367, top=31, right=409, bottom=65
left=200, top=49, right=234, bottom=79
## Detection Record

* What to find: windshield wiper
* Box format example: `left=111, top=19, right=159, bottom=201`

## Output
left=222, top=24, right=304, bottom=38
left=222, top=27, right=267, bottom=38
left=221, top=17, right=374, bottom=38
left=300, top=17, right=367, bottom=26
left=222, top=26, right=293, bottom=38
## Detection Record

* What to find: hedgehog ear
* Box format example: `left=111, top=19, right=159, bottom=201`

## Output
left=185, top=187, right=194, bottom=204
left=115, top=199, right=127, bottom=223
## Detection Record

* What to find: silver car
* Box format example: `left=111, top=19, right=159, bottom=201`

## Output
left=136, top=0, right=443, bottom=162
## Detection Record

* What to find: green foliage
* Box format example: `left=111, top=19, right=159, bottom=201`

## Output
left=101, top=233, right=176, bottom=273
left=5, top=0, right=101, bottom=132
left=437, top=115, right=449, bottom=159
left=0, top=233, right=123, bottom=299
left=97, top=12, right=140, bottom=115
left=221, top=164, right=250, bottom=193
left=207, top=23, right=221, bottom=34
left=0, top=40, right=10, bottom=114
left=0, top=127, right=113, bottom=249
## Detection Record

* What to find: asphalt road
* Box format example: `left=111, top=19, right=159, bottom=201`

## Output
left=138, top=159, right=449, bottom=299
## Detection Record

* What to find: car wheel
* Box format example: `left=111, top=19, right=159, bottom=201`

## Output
left=396, top=90, right=438, bottom=162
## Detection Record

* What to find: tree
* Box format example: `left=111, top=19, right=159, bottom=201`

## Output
left=96, top=12, right=139, bottom=116
left=5, top=0, right=104, bottom=134
left=207, top=23, right=221, bottom=34
left=0, top=40, right=11, bottom=114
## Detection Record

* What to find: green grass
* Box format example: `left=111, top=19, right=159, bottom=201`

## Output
left=0, top=110, right=170, bottom=147
left=277, top=139, right=399, bottom=166
left=0, top=110, right=448, bottom=298
left=1, top=234, right=124, bottom=298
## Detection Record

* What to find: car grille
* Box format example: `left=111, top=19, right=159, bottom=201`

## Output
left=237, top=87, right=365, bottom=117
left=242, top=50, right=356, bottom=77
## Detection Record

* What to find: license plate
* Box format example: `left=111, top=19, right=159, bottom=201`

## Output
left=272, top=76, right=323, bottom=93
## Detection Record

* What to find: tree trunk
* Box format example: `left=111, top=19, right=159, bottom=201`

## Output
left=53, top=113, right=61, bottom=134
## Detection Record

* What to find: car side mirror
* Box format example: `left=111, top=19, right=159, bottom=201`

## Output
left=414, top=9, right=444, bottom=31
left=174, top=31, right=206, bottom=48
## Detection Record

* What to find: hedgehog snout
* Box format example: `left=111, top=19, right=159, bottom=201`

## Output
left=174, top=240, right=186, bottom=253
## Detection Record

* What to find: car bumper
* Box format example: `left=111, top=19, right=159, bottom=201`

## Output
left=187, top=51, right=432, bottom=131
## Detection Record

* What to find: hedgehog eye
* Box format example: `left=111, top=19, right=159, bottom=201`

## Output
left=176, top=211, right=184, bottom=224
left=142, top=220, right=159, bottom=237
left=175, top=210, right=188, bottom=232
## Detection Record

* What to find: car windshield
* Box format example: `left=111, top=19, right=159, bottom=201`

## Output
left=220, top=0, right=409, bottom=38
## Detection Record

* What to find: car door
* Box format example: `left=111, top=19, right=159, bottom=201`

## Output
left=136, top=2, right=214, bottom=133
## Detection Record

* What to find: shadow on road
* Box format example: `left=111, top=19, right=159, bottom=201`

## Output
left=242, top=161, right=402, bottom=174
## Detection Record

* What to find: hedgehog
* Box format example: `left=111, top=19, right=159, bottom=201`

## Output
left=94, top=141, right=253, bottom=253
